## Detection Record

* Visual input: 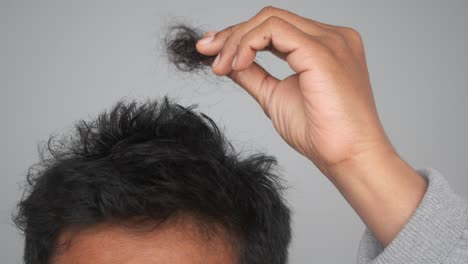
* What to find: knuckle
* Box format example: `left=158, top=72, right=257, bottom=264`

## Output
left=265, top=16, right=283, bottom=27
left=259, top=5, right=278, bottom=15
left=340, top=27, right=365, bottom=55
left=341, top=27, right=363, bottom=43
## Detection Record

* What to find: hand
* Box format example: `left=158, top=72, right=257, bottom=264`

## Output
left=196, top=6, right=395, bottom=176
left=197, top=6, right=428, bottom=247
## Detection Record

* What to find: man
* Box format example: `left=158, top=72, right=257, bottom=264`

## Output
left=15, top=97, right=291, bottom=264
left=15, top=6, right=468, bottom=264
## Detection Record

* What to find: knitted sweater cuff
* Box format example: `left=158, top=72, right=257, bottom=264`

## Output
left=356, top=167, right=468, bottom=264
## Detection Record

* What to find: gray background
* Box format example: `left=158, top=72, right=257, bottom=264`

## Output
left=1, top=1, right=467, bottom=263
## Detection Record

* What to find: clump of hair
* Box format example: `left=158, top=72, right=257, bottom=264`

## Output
left=164, top=24, right=217, bottom=72
left=13, top=96, right=292, bottom=264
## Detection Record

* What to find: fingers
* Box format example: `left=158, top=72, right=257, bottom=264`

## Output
left=196, top=24, right=244, bottom=56
left=249, top=6, right=333, bottom=34
left=232, top=17, right=304, bottom=72
left=223, top=17, right=325, bottom=116
left=196, top=6, right=364, bottom=67
left=196, top=6, right=332, bottom=68
left=220, top=16, right=324, bottom=75
left=192, top=6, right=366, bottom=115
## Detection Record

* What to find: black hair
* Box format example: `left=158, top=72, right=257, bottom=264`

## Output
left=13, top=96, right=292, bottom=264
left=164, top=24, right=217, bottom=72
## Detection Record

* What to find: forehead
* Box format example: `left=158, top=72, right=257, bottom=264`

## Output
left=52, top=217, right=236, bottom=264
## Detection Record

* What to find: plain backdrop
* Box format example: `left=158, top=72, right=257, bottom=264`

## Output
left=1, top=1, right=467, bottom=263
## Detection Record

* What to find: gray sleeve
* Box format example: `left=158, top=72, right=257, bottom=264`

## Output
left=356, top=168, right=468, bottom=264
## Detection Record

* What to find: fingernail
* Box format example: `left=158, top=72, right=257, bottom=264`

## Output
left=232, top=56, right=237, bottom=69
left=198, top=35, right=214, bottom=45
left=212, top=53, right=221, bottom=67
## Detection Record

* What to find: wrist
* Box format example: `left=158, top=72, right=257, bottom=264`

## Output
left=318, top=143, right=428, bottom=247
left=322, top=140, right=398, bottom=180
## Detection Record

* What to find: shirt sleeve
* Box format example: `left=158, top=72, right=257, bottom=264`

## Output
left=356, top=167, right=468, bottom=264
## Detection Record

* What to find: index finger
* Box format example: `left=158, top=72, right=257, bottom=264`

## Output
left=196, top=6, right=342, bottom=56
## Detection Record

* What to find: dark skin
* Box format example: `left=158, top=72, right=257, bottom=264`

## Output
left=53, top=6, right=427, bottom=262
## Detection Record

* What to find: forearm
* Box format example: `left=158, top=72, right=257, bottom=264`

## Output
left=320, top=147, right=428, bottom=247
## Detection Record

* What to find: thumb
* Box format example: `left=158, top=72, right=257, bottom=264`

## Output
left=227, top=61, right=279, bottom=118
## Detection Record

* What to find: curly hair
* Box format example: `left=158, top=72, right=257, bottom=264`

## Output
left=13, top=96, right=292, bottom=264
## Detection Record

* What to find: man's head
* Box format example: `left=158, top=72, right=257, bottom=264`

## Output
left=14, top=96, right=292, bottom=264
